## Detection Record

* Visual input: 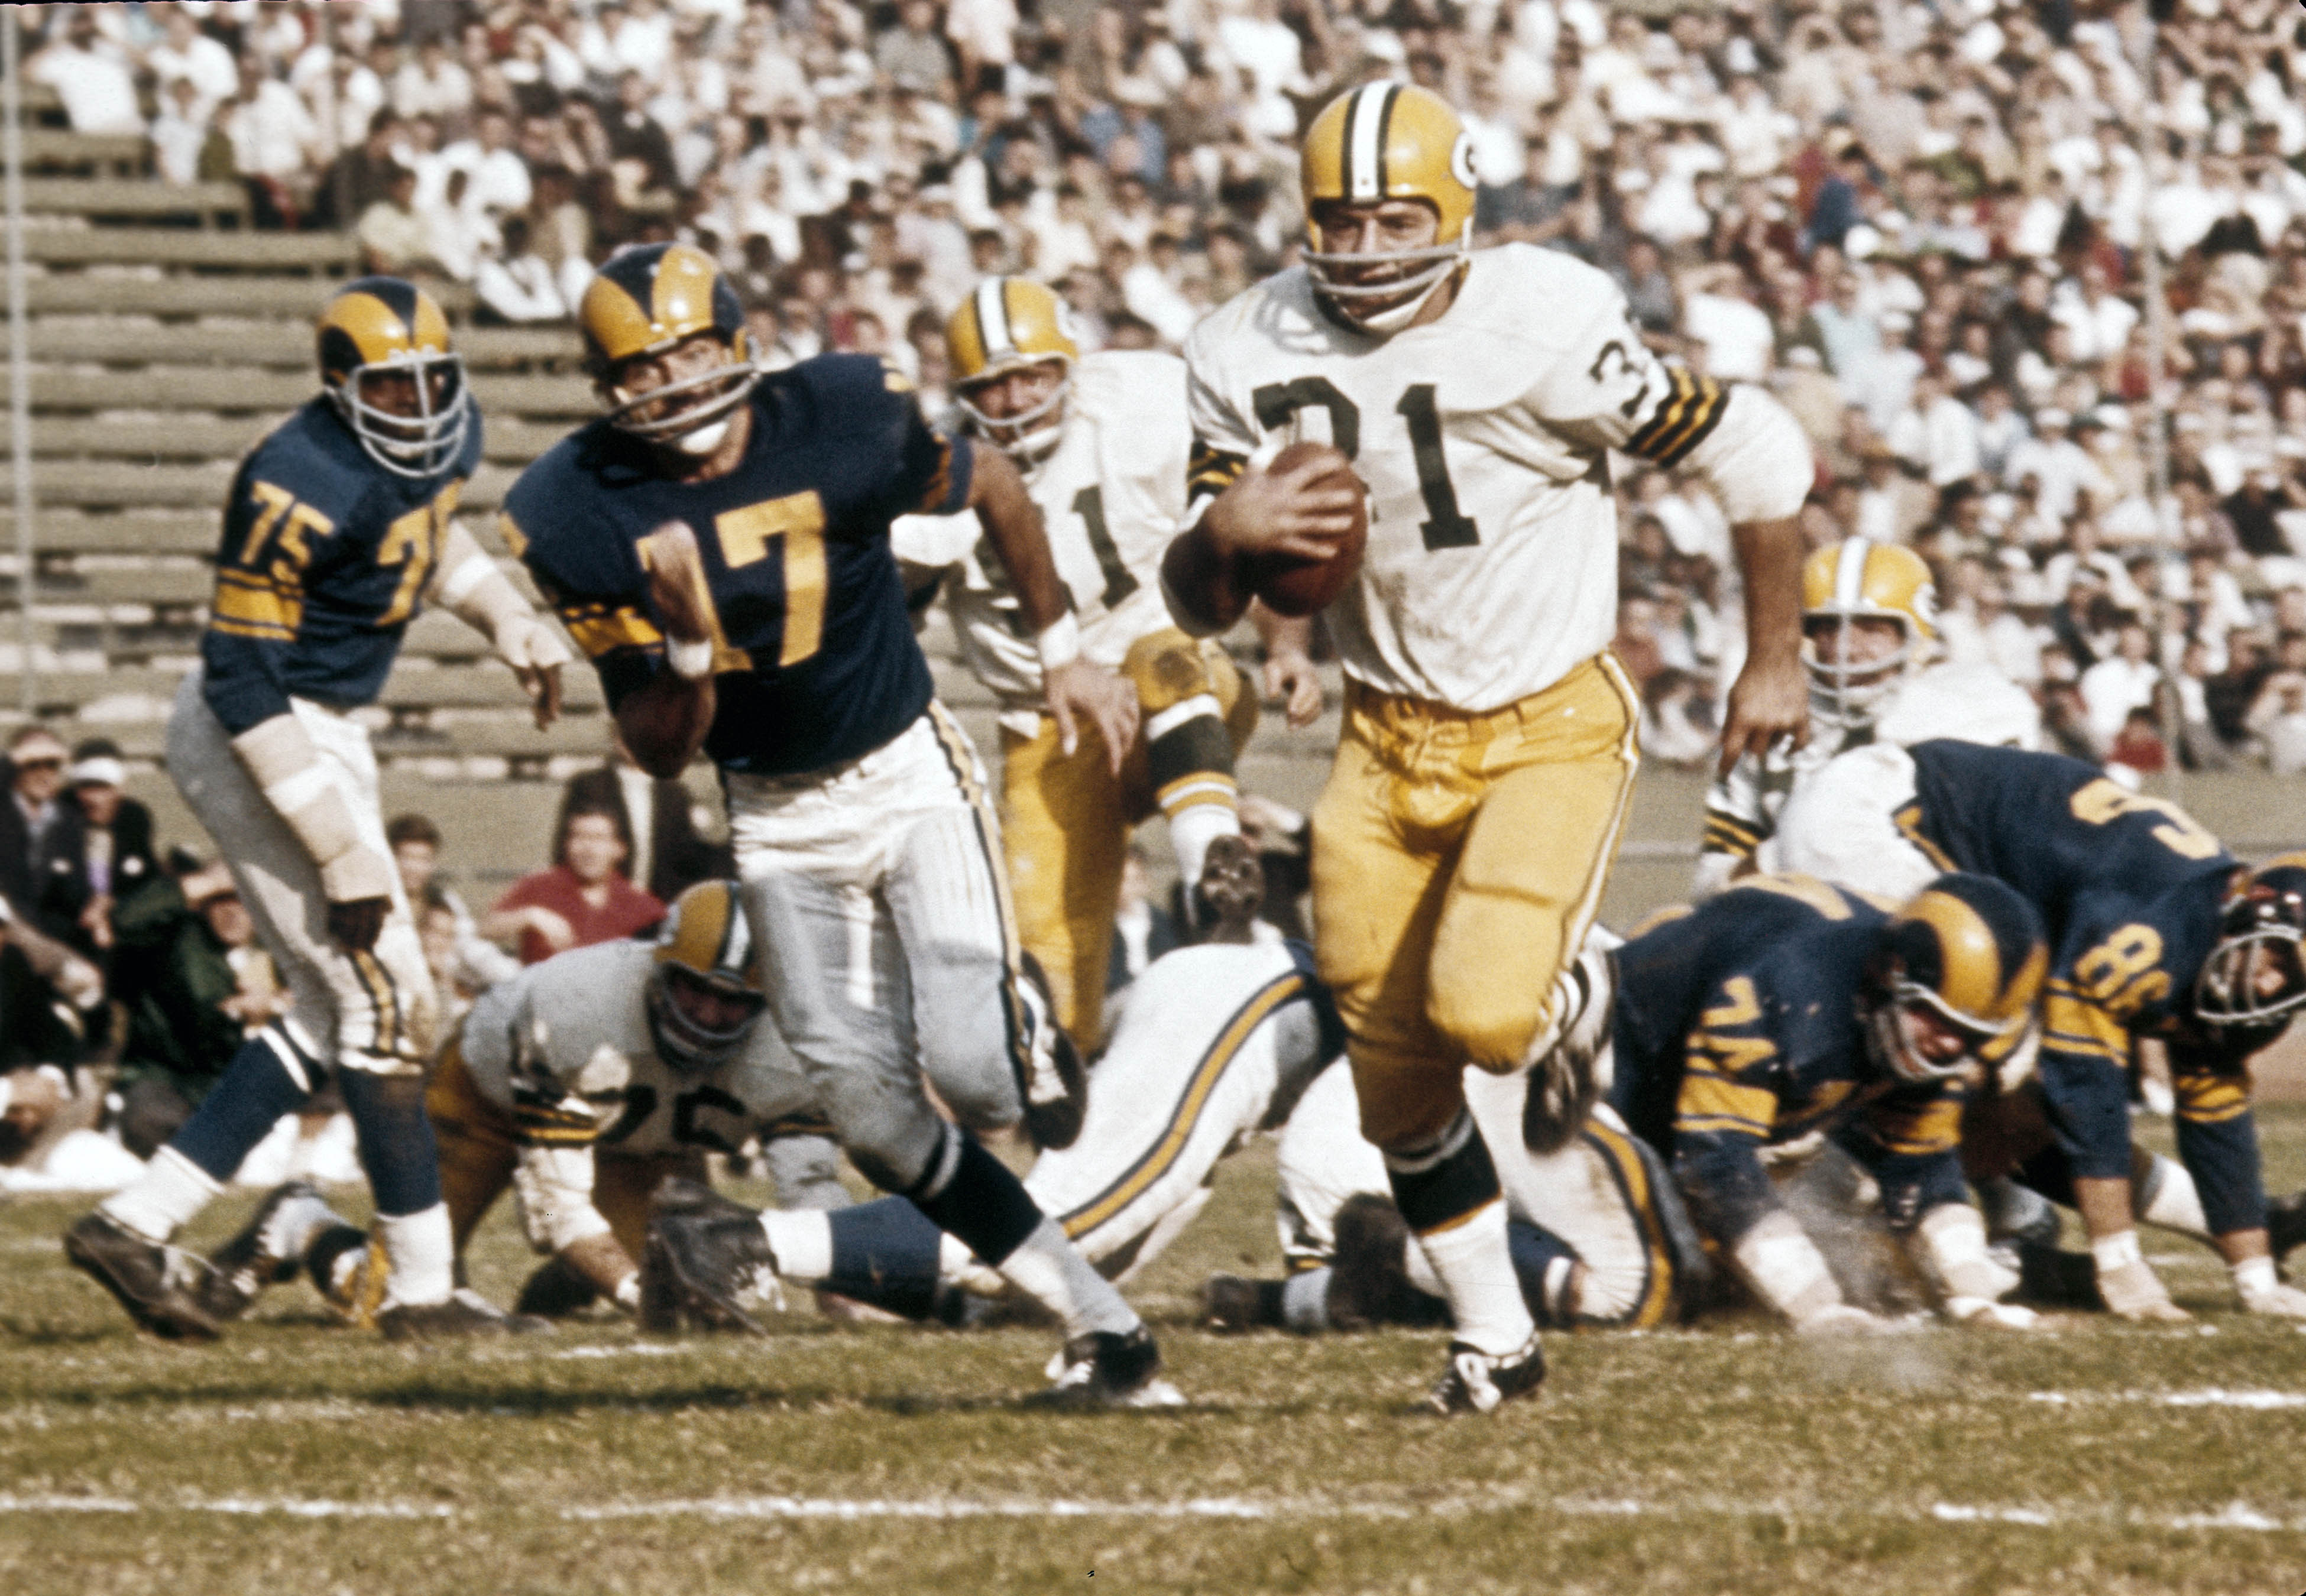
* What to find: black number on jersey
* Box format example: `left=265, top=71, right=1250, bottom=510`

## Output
left=595, top=1085, right=659, bottom=1146
left=1252, top=378, right=1478, bottom=551
left=1395, top=385, right=1478, bottom=550
left=1586, top=340, right=1650, bottom=420
left=1071, top=486, right=1141, bottom=610
left=672, top=1084, right=751, bottom=1154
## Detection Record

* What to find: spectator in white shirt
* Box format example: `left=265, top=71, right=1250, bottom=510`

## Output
left=392, top=37, right=474, bottom=127
left=224, top=56, right=322, bottom=188
left=1680, top=264, right=1776, bottom=383
left=30, top=10, right=144, bottom=136
left=2004, top=408, right=2110, bottom=523
left=442, top=108, right=533, bottom=220
left=151, top=76, right=222, bottom=188
left=422, top=167, right=498, bottom=283
left=146, top=4, right=238, bottom=124
left=1888, top=369, right=1982, bottom=488
left=2051, top=260, right=2140, bottom=364
left=2247, top=669, right=2306, bottom=776
left=474, top=216, right=566, bottom=325
left=2079, top=618, right=2164, bottom=750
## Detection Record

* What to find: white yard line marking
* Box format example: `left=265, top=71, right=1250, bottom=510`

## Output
left=2027, top=1388, right=2306, bottom=1409
left=0, top=1491, right=2297, bottom=1532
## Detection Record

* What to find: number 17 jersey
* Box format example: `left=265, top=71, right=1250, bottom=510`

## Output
left=1184, top=242, right=1724, bottom=713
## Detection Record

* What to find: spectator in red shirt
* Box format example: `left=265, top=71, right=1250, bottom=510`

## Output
left=482, top=804, right=664, bottom=966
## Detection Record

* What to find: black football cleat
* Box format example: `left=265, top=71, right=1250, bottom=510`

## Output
left=513, top=1254, right=603, bottom=1319
left=63, top=1212, right=221, bottom=1342
left=376, top=1288, right=552, bottom=1342
left=2268, top=1190, right=2306, bottom=1272
left=196, top=1180, right=329, bottom=1322
left=1025, top=1325, right=1184, bottom=1410
left=1423, top=1333, right=1547, bottom=1416
left=1200, top=1273, right=1284, bottom=1333
left=1326, top=1193, right=1419, bottom=1330
left=1014, top=953, right=1089, bottom=1151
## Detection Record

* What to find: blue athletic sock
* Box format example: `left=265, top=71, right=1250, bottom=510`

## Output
left=336, top=1069, right=442, bottom=1219
left=905, top=1129, right=1044, bottom=1267
left=819, top=1196, right=948, bottom=1321
left=168, top=1029, right=315, bottom=1183
left=1507, top=1218, right=1581, bottom=1327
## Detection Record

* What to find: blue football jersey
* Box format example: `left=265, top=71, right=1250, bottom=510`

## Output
left=199, top=398, right=484, bottom=734
left=507, top=355, right=972, bottom=778
left=1608, top=875, right=1967, bottom=1241
left=1895, top=741, right=2261, bottom=1224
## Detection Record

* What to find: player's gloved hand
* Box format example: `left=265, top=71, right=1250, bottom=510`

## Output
left=1945, top=1296, right=2041, bottom=1331
left=2097, top=1257, right=2191, bottom=1322
left=326, top=896, right=392, bottom=954
left=494, top=612, right=571, bottom=730
left=1045, top=656, right=1139, bottom=774
left=1204, top=445, right=1362, bottom=562
left=640, top=520, right=717, bottom=661
left=1791, top=1302, right=1901, bottom=1336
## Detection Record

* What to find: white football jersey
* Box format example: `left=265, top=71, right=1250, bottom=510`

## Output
left=993, top=939, right=1339, bottom=1283
left=458, top=938, right=818, bottom=1160
left=1187, top=244, right=1705, bottom=712
left=893, top=349, right=1189, bottom=732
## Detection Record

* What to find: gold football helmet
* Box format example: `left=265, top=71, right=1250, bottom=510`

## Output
left=316, top=276, right=468, bottom=480
left=1801, top=537, right=1939, bottom=717
left=647, top=880, right=767, bottom=1074
left=946, top=277, right=1078, bottom=462
left=1869, top=872, right=2047, bottom=1084
left=1299, top=82, right=1479, bottom=333
left=578, top=242, right=756, bottom=450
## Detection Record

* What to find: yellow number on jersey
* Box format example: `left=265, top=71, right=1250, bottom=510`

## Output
left=375, top=481, right=462, bottom=628
left=715, top=491, right=827, bottom=667
left=2071, top=922, right=2171, bottom=1020
left=2069, top=778, right=2221, bottom=860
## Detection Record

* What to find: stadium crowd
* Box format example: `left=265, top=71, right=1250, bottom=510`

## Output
left=22, top=0, right=2306, bottom=780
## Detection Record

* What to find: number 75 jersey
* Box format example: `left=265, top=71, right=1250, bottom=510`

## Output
left=1184, top=242, right=1725, bottom=713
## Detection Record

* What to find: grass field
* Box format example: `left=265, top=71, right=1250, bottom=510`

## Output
left=5, top=1111, right=2306, bottom=1594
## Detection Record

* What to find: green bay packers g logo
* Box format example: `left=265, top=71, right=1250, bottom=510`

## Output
left=1450, top=132, right=1479, bottom=191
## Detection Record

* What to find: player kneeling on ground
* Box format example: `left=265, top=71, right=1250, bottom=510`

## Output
left=1773, top=738, right=2306, bottom=1321
left=64, top=278, right=569, bottom=1344
left=642, top=839, right=1330, bottom=1377
left=894, top=279, right=1297, bottom=1053
left=190, top=882, right=846, bottom=1327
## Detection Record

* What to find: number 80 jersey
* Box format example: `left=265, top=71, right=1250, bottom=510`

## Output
left=1186, top=243, right=1728, bottom=713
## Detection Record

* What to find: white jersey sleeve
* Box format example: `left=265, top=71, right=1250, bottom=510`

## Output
left=1761, top=742, right=1940, bottom=901
left=1877, top=661, right=2042, bottom=751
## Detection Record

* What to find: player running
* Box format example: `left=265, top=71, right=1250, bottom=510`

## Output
left=1161, top=82, right=1815, bottom=1411
left=1773, top=737, right=2306, bottom=1321
left=1695, top=536, right=2039, bottom=898
left=506, top=242, right=1173, bottom=1406
left=65, top=278, right=571, bottom=1342
left=893, top=278, right=1286, bottom=1051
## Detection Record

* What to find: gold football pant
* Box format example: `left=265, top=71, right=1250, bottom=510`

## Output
left=426, top=1043, right=700, bottom=1264
left=1312, top=654, right=1640, bottom=1151
left=1001, top=628, right=1256, bottom=1052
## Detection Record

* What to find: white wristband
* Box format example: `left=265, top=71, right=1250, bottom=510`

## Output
left=1035, top=612, right=1080, bottom=672
left=665, top=638, right=715, bottom=680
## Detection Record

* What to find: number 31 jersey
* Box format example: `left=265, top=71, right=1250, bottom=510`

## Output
left=1185, top=242, right=1726, bottom=713
left=893, top=349, right=1187, bottom=731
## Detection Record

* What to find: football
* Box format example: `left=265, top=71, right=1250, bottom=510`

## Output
left=1245, top=440, right=1367, bottom=618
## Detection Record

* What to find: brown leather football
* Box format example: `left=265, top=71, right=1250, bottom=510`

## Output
left=1245, top=440, right=1366, bottom=618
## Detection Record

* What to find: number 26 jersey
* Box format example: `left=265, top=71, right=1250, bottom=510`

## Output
left=1184, top=242, right=1725, bottom=713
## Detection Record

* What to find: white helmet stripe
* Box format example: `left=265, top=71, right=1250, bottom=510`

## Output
left=1834, top=536, right=1872, bottom=608
left=1344, top=82, right=1396, bottom=202
left=974, top=278, right=1015, bottom=361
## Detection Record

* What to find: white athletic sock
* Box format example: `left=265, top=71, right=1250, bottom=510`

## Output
left=266, top=1191, right=344, bottom=1264
left=993, top=1216, right=1139, bottom=1339
left=374, top=1204, right=454, bottom=1308
left=1167, top=803, right=1240, bottom=896
left=1410, top=1199, right=1535, bottom=1357
left=757, top=1209, right=834, bottom=1284
left=2135, top=1154, right=2211, bottom=1240
left=1281, top=1267, right=1332, bottom=1333
left=100, top=1147, right=222, bottom=1244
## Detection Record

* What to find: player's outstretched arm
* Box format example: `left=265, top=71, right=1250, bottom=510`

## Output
left=618, top=521, right=718, bottom=779
left=1719, top=512, right=1808, bottom=775
left=427, top=521, right=571, bottom=730
left=229, top=714, right=397, bottom=952
left=969, top=446, right=1139, bottom=771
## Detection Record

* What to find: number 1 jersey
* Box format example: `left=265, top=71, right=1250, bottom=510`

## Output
left=1184, top=243, right=1723, bottom=713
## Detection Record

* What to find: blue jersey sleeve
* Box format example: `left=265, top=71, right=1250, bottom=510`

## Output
left=1835, top=1085, right=1970, bottom=1231
left=801, top=355, right=973, bottom=524
left=501, top=455, right=663, bottom=713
